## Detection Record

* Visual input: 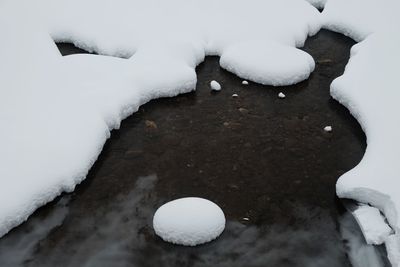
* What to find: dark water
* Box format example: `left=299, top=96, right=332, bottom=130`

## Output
left=0, top=30, right=382, bottom=267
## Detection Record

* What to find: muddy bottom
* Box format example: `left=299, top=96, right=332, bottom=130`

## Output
left=0, top=30, right=382, bottom=267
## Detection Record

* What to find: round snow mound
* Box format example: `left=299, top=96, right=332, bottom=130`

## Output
left=153, top=197, right=226, bottom=246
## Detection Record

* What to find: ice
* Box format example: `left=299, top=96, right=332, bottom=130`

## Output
left=322, top=0, right=400, bottom=265
left=0, top=0, right=322, bottom=237
left=323, top=126, right=332, bottom=132
left=352, top=205, right=393, bottom=245
left=210, top=80, right=221, bottom=91
left=153, top=197, right=225, bottom=246
left=278, top=92, right=286, bottom=99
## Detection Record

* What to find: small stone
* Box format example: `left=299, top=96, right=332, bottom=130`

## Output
left=232, top=94, right=239, bottom=98
left=242, top=80, right=249, bottom=85
left=210, top=80, right=221, bottom=91
left=324, top=126, right=333, bottom=132
left=145, top=120, right=157, bottom=129
left=278, top=92, right=286, bottom=99
left=238, top=108, right=249, bottom=114
left=318, top=59, right=332, bottom=64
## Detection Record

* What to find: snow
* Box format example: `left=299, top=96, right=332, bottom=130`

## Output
left=323, top=126, right=332, bottom=132
left=305, top=0, right=327, bottom=10
left=210, top=80, right=221, bottom=91
left=220, top=41, right=315, bottom=86
left=352, top=205, right=393, bottom=245
left=232, top=94, right=239, bottom=98
left=153, top=197, right=225, bottom=246
left=278, top=92, right=286, bottom=99
left=242, top=80, right=249, bottom=85
left=4, top=3, right=400, bottom=266
left=0, top=0, right=322, bottom=238
left=321, top=0, right=400, bottom=265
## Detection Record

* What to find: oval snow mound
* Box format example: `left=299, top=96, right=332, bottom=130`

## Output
left=220, top=41, right=315, bottom=86
left=153, top=197, right=226, bottom=246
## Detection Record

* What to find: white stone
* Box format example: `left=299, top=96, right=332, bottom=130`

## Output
left=210, top=80, right=221, bottom=91
left=324, top=126, right=333, bottom=132
left=278, top=92, right=286, bottom=98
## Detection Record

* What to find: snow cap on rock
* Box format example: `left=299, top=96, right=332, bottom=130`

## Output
left=153, top=197, right=226, bottom=246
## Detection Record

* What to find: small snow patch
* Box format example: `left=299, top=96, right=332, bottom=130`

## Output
left=278, top=92, right=286, bottom=99
left=232, top=94, right=239, bottom=98
left=210, top=80, right=221, bottom=91
left=324, top=126, right=332, bottom=132
left=153, top=197, right=225, bottom=246
left=242, top=80, right=249, bottom=85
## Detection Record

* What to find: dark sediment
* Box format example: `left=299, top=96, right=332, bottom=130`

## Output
left=0, top=30, right=374, bottom=266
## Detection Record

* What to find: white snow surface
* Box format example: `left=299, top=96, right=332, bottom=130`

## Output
left=352, top=205, right=393, bottom=245
left=220, top=41, right=315, bottom=86
left=153, top=198, right=225, bottom=246
left=0, top=0, right=321, bottom=238
left=322, top=0, right=400, bottom=265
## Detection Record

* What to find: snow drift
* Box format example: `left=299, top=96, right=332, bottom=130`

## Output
left=322, top=0, right=400, bottom=265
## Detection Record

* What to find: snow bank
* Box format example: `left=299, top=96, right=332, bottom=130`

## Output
left=322, top=0, right=400, bottom=265
left=0, top=0, right=321, bottom=237
left=153, top=198, right=225, bottom=246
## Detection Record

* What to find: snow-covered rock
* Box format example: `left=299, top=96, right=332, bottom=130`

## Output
left=242, top=80, right=249, bottom=85
left=220, top=41, right=315, bottom=86
left=210, top=80, right=221, bottom=91
left=323, top=126, right=332, bottom=132
left=232, top=94, right=239, bottom=98
left=153, top=197, right=225, bottom=246
left=278, top=92, right=286, bottom=99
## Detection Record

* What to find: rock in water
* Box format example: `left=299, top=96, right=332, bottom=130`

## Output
left=153, top=197, right=226, bottom=246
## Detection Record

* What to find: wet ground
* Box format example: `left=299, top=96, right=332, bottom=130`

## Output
left=0, top=30, right=385, bottom=266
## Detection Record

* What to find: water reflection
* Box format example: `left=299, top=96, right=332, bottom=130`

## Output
left=0, top=197, right=69, bottom=266
left=339, top=211, right=387, bottom=267
left=0, top=174, right=387, bottom=267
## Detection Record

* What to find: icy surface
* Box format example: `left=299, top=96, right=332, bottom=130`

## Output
left=0, top=0, right=321, bottom=237
left=153, top=198, right=225, bottom=246
left=322, top=0, right=400, bottom=265
left=352, top=205, right=392, bottom=245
